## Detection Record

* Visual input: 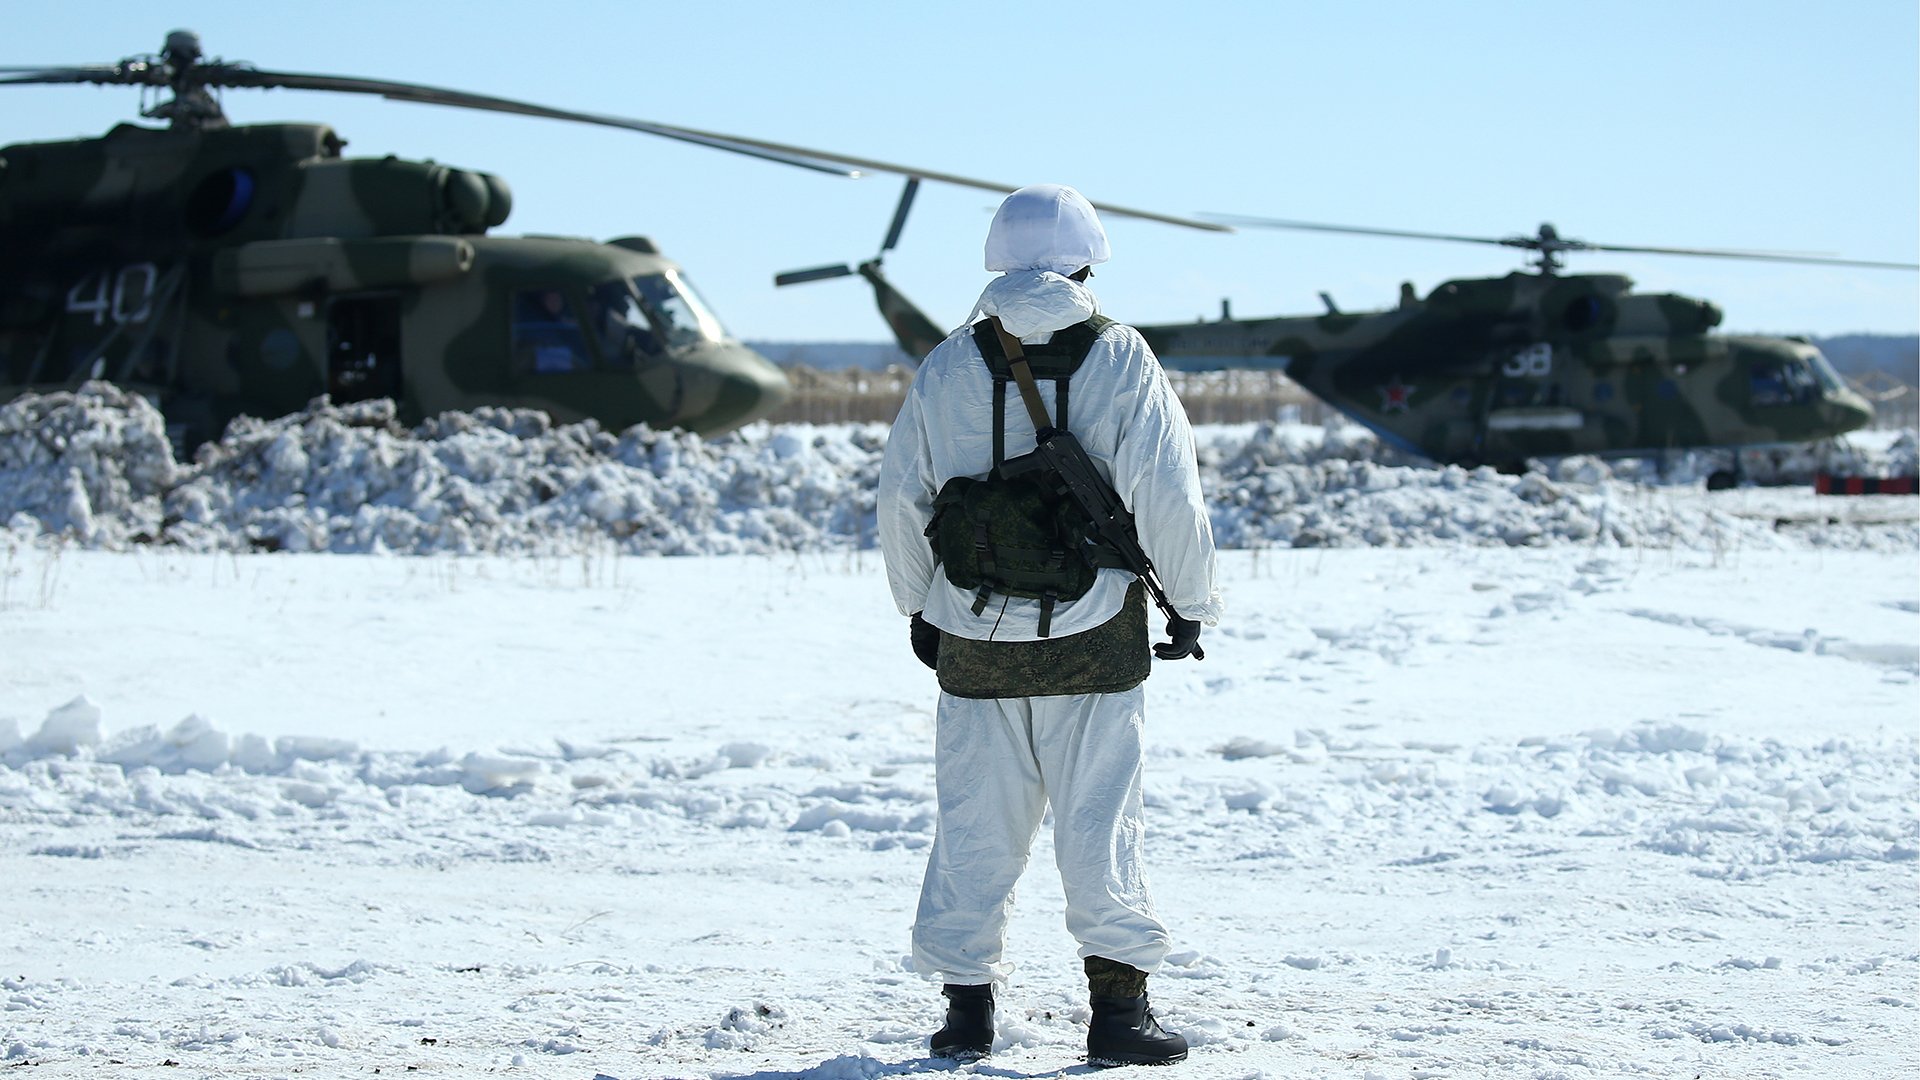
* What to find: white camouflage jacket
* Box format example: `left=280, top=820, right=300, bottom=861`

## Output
left=877, top=269, right=1222, bottom=641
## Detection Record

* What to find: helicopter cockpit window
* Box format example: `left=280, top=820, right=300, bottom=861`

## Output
left=512, top=289, right=592, bottom=374
left=1749, top=359, right=1819, bottom=407
left=1805, top=350, right=1847, bottom=395
left=586, top=280, right=663, bottom=369
left=633, top=270, right=728, bottom=349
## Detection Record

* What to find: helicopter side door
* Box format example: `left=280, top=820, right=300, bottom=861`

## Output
left=1478, top=340, right=1592, bottom=461
left=326, top=294, right=404, bottom=405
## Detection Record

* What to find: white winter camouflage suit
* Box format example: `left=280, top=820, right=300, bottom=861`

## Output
left=876, top=184, right=1222, bottom=985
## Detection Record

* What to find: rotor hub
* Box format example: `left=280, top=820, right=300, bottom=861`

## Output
left=162, top=30, right=203, bottom=69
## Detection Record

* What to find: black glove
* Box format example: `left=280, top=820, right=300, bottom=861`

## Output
left=1153, top=614, right=1204, bottom=661
left=909, top=612, right=940, bottom=670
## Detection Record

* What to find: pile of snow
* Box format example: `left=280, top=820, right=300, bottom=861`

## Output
left=3, top=384, right=1915, bottom=554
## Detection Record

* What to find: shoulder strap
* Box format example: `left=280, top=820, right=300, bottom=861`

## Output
left=974, top=314, right=1115, bottom=460
left=990, top=318, right=1056, bottom=434
left=1046, top=314, right=1113, bottom=362
left=972, top=314, right=1112, bottom=378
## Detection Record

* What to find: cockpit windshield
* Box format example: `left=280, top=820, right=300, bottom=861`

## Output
left=1750, top=357, right=1822, bottom=407
left=1804, top=349, right=1846, bottom=395
left=635, top=270, right=729, bottom=348
left=586, top=280, right=663, bottom=370
left=578, top=271, right=730, bottom=367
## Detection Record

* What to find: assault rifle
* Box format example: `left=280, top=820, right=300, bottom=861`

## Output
left=992, top=319, right=1204, bottom=661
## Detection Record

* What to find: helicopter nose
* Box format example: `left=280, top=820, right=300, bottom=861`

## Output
left=1827, top=387, right=1875, bottom=435
left=679, top=343, right=793, bottom=434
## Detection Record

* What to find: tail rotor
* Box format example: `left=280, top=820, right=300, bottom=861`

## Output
left=774, top=177, right=919, bottom=287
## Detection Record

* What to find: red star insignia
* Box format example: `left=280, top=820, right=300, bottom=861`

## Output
left=1378, top=377, right=1416, bottom=413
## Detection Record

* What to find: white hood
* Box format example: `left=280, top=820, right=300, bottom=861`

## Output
left=969, top=268, right=1098, bottom=339
left=983, top=183, right=1111, bottom=276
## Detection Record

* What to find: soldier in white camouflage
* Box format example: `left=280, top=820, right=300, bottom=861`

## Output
left=877, top=184, right=1221, bottom=1067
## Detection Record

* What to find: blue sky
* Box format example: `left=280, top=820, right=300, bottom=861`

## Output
left=6, top=0, right=1916, bottom=340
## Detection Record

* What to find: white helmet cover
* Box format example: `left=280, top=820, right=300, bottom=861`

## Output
left=983, top=184, right=1111, bottom=275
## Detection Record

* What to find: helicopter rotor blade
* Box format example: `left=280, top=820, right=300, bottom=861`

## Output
left=1571, top=240, right=1918, bottom=271
left=879, top=178, right=920, bottom=255
left=198, top=65, right=862, bottom=176
left=189, top=66, right=1228, bottom=230
left=1206, top=213, right=1918, bottom=271
left=1199, top=213, right=1510, bottom=248
left=3, top=50, right=1229, bottom=232
left=774, top=264, right=857, bottom=287
left=0, top=62, right=169, bottom=87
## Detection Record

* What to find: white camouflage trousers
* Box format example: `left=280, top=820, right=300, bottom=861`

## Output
left=912, top=686, right=1170, bottom=984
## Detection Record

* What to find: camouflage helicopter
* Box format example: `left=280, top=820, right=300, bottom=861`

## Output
left=786, top=188, right=1913, bottom=481
left=0, top=31, right=1222, bottom=450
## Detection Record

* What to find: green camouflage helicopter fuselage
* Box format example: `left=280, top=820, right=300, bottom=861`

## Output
left=864, top=265, right=1873, bottom=470
left=0, top=121, right=790, bottom=446
left=1143, top=271, right=1872, bottom=468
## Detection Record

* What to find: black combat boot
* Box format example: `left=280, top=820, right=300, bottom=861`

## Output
left=930, top=982, right=994, bottom=1061
left=1084, top=957, right=1187, bottom=1067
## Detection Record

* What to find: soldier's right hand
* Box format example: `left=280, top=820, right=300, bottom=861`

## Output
left=1153, top=615, right=1204, bottom=661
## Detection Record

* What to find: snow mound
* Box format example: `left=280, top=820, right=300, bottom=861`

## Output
left=2, top=385, right=1914, bottom=554
left=7, top=698, right=1913, bottom=880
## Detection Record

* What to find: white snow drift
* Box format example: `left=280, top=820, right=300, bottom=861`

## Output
left=3, top=383, right=1915, bottom=555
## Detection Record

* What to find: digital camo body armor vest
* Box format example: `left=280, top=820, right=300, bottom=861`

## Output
left=926, top=315, right=1151, bottom=698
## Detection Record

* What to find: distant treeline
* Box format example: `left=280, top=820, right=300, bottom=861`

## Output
left=748, top=341, right=915, bottom=371
left=1805, top=334, right=1919, bottom=380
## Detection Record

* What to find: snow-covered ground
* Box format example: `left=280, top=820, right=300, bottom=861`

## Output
left=3, top=545, right=1915, bottom=1079
left=1, top=387, right=1917, bottom=1077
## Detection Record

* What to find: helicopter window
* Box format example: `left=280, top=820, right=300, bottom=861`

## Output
left=1805, top=350, right=1847, bottom=394
left=512, top=289, right=592, bottom=374
left=634, top=271, right=727, bottom=348
left=1750, top=361, right=1817, bottom=407
left=185, top=167, right=257, bottom=237
left=1562, top=295, right=1602, bottom=332
left=586, top=281, right=663, bottom=369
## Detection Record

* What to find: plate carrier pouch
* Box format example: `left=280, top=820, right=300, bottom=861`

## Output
left=937, top=578, right=1150, bottom=699
left=924, top=315, right=1128, bottom=638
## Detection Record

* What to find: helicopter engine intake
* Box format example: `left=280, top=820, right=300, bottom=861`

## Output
left=437, top=167, right=512, bottom=234
left=285, top=158, right=511, bottom=240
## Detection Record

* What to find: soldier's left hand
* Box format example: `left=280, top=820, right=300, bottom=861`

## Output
left=910, top=612, right=940, bottom=670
